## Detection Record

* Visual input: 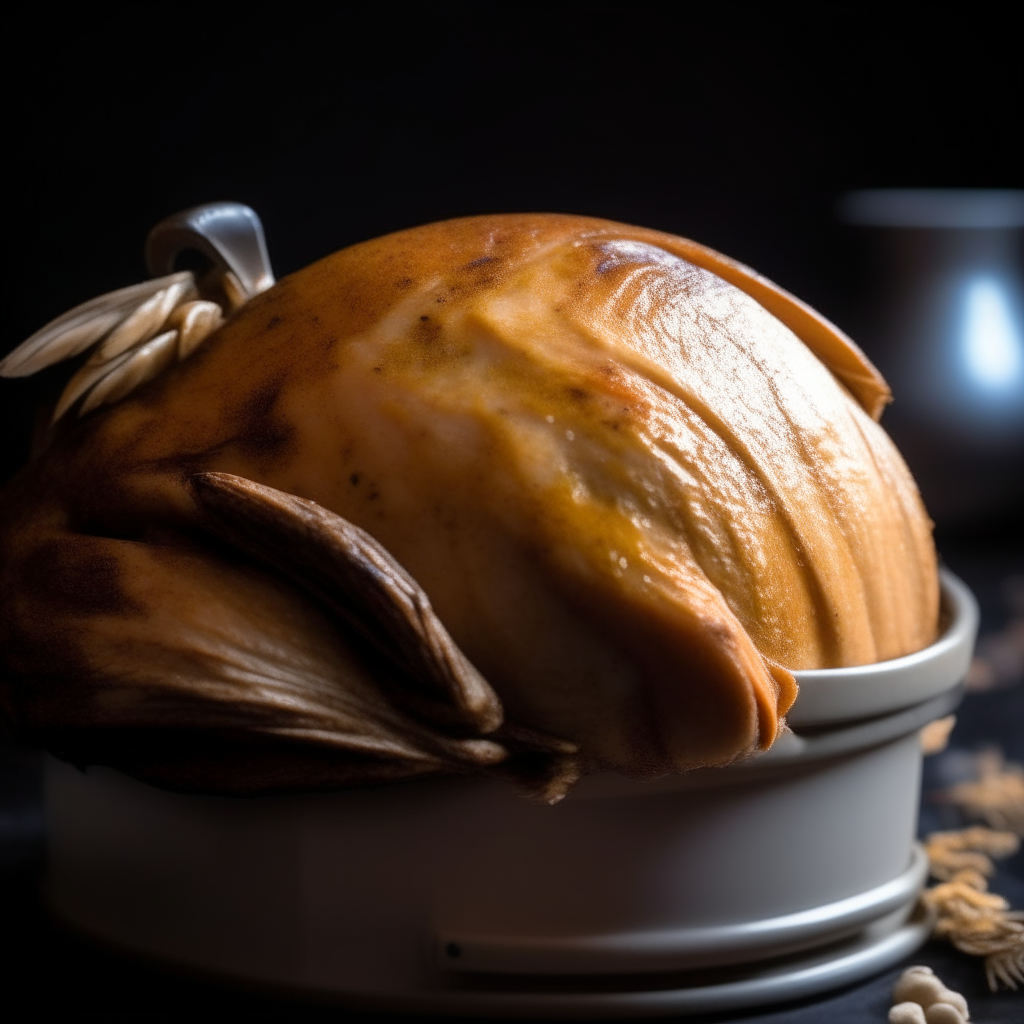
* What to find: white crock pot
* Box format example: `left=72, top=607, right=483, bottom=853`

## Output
left=45, top=570, right=977, bottom=1017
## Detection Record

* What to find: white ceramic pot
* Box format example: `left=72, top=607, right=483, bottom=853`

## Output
left=45, top=570, right=977, bottom=1018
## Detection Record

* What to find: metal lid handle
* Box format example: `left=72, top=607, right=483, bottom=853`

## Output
left=145, top=202, right=274, bottom=299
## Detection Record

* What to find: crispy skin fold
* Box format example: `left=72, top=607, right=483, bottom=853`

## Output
left=0, top=214, right=938, bottom=794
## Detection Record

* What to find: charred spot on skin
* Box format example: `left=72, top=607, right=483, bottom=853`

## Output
left=415, top=318, right=442, bottom=344
left=368, top=491, right=380, bottom=501
left=567, top=387, right=589, bottom=402
left=464, top=257, right=497, bottom=270
left=238, top=377, right=284, bottom=424
left=238, top=421, right=295, bottom=462
left=350, top=473, right=361, bottom=486
left=396, top=278, right=414, bottom=290
left=233, top=377, right=296, bottom=463
left=373, top=367, right=382, bottom=373
left=266, top=316, right=283, bottom=330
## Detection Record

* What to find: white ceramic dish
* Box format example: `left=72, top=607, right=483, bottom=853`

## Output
left=45, top=570, right=976, bottom=1017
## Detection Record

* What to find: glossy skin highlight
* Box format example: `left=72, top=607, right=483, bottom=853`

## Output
left=0, top=215, right=938, bottom=789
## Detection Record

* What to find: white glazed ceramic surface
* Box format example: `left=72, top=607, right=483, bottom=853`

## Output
left=44, top=571, right=977, bottom=1017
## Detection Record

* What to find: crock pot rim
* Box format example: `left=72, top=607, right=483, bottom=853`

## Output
left=790, top=569, right=974, bottom=684
left=783, top=569, right=976, bottom=729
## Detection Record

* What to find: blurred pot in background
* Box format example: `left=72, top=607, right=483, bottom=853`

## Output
left=839, top=190, right=1024, bottom=535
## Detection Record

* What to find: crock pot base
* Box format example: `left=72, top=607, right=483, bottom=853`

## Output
left=48, top=899, right=929, bottom=1019
left=377, top=902, right=931, bottom=1019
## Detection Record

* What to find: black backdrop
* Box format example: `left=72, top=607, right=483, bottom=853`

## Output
left=5, top=11, right=1022, bottom=533
left=4, top=15, right=1024, bottom=1021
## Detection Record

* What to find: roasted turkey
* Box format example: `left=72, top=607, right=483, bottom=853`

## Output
left=0, top=211, right=939, bottom=800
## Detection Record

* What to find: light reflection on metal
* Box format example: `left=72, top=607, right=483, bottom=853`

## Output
left=838, top=189, right=1024, bottom=527
left=962, top=278, right=1022, bottom=391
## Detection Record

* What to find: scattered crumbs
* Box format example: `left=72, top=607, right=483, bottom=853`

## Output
left=610, top=550, right=618, bottom=562
left=546, top=415, right=555, bottom=423
left=619, top=557, right=628, bottom=569
left=643, top=574, right=652, bottom=584
left=566, top=430, right=575, bottom=441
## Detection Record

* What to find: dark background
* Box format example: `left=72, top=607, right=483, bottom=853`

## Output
left=3, top=11, right=1023, bottom=1022
left=5, top=11, right=1022, bottom=539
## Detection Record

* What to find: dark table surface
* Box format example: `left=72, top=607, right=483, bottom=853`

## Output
left=3, top=541, right=1022, bottom=1023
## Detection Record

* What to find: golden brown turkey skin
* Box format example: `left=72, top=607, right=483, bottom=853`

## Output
left=0, top=214, right=939, bottom=791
